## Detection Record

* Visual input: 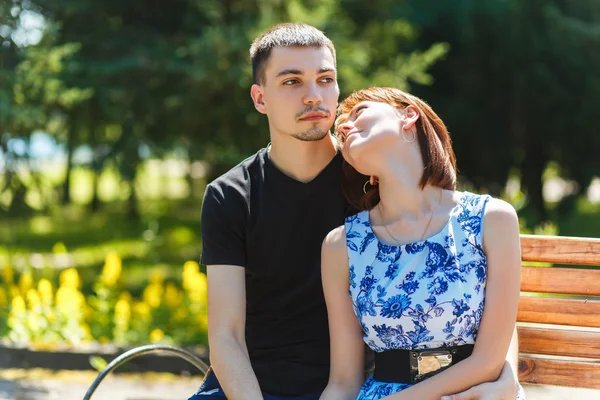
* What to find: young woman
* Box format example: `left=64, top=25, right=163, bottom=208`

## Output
left=320, top=87, right=526, bottom=400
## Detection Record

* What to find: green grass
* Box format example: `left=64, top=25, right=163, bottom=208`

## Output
left=1, top=162, right=599, bottom=298
left=0, top=198, right=204, bottom=296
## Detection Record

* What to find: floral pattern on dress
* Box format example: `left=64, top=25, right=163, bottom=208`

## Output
left=345, top=191, right=526, bottom=400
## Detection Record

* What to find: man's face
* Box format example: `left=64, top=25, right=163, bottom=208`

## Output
left=251, top=46, right=339, bottom=141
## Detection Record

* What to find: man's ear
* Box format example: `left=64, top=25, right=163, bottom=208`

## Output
left=250, top=84, right=267, bottom=114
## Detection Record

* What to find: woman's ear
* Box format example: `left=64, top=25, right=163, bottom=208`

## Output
left=400, top=105, right=420, bottom=130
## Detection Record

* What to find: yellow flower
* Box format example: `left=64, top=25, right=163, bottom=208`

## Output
left=26, top=313, right=43, bottom=332
left=115, top=298, right=131, bottom=321
left=0, top=287, right=7, bottom=307
left=149, top=269, right=164, bottom=285
left=11, top=295, right=26, bottom=313
left=182, top=261, right=200, bottom=291
left=2, top=266, right=14, bottom=285
left=196, top=312, right=208, bottom=330
left=149, top=328, right=165, bottom=343
left=101, top=252, right=122, bottom=287
left=164, top=282, right=182, bottom=309
left=119, top=291, right=132, bottom=302
left=187, top=273, right=207, bottom=305
left=80, top=323, right=92, bottom=340
left=26, top=288, right=41, bottom=310
left=9, top=285, right=20, bottom=299
left=59, top=268, right=80, bottom=289
left=143, top=282, right=163, bottom=309
left=56, top=287, right=86, bottom=315
left=133, top=301, right=151, bottom=322
left=38, top=279, right=54, bottom=305
left=47, top=309, right=56, bottom=323
left=19, top=271, right=33, bottom=295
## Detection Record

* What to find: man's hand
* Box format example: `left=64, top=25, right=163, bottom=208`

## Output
left=441, top=361, right=518, bottom=400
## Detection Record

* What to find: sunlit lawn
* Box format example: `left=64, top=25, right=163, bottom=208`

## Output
left=0, top=161, right=205, bottom=297
left=1, top=161, right=599, bottom=298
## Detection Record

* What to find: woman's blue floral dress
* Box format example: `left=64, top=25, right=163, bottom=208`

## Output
left=345, top=191, right=526, bottom=399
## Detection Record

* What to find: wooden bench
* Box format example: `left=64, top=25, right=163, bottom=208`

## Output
left=517, top=234, right=600, bottom=390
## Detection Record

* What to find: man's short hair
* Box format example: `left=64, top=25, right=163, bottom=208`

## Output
left=249, top=23, right=336, bottom=85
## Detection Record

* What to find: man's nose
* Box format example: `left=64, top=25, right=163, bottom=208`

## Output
left=303, top=83, right=323, bottom=105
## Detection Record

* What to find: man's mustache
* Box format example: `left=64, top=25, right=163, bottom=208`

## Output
left=296, top=107, right=331, bottom=119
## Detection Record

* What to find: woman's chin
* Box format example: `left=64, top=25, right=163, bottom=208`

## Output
left=343, top=143, right=370, bottom=164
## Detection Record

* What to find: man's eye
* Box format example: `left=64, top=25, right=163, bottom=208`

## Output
left=283, top=79, right=299, bottom=85
left=320, top=77, right=334, bottom=83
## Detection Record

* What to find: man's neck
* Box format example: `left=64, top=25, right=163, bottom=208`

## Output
left=268, top=135, right=337, bottom=183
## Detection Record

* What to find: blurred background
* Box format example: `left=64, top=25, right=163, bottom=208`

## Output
left=0, top=0, right=599, bottom=360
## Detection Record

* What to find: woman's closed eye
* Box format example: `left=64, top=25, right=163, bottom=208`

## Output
left=354, top=105, right=367, bottom=117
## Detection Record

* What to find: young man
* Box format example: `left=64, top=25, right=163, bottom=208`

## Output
left=190, top=23, right=520, bottom=400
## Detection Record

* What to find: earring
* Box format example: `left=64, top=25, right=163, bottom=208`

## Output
left=363, top=176, right=379, bottom=194
left=402, top=128, right=416, bottom=143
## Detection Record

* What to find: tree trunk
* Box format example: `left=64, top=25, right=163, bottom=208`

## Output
left=62, top=116, right=76, bottom=205
left=90, top=125, right=102, bottom=212
left=121, top=118, right=140, bottom=220
left=90, top=167, right=101, bottom=211
left=521, top=148, right=547, bottom=225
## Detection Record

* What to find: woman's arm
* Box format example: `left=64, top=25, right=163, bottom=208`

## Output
left=319, top=225, right=366, bottom=400
left=383, top=198, right=522, bottom=400
left=441, top=327, right=520, bottom=400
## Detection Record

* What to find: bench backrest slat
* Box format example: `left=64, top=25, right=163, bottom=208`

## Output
left=518, top=356, right=600, bottom=389
left=517, top=296, right=600, bottom=328
left=520, top=266, right=600, bottom=296
left=517, top=234, right=600, bottom=390
left=517, top=326, right=600, bottom=359
left=521, top=234, right=600, bottom=266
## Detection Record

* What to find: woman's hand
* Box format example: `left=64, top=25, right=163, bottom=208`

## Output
left=441, top=361, right=518, bottom=400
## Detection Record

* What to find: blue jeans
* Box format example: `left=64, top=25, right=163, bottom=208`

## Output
left=188, top=368, right=322, bottom=400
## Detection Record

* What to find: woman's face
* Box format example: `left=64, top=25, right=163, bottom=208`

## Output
left=336, top=101, right=406, bottom=172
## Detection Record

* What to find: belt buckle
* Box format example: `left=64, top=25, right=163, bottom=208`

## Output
left=410, top=349, right=454, bottom=383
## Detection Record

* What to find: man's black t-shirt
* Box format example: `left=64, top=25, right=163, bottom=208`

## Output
left=200, top=147, right=348, bottom=396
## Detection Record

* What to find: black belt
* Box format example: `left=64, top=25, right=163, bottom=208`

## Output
left=373, top=344, right=474, bottom=384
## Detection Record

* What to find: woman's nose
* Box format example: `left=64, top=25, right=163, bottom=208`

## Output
left=336, top=121, right=352, bottom=142
left=338, top=121, right=352, bottom=133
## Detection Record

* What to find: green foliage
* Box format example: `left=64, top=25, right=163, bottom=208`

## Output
left=404, top=0, right=600, bottom=225
left=0, top=0, right=446, bottom=197
left=1, top=0, right=599, bottom=225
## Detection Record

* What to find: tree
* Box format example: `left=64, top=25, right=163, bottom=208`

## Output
left=403, top=0, right=600, bottom=225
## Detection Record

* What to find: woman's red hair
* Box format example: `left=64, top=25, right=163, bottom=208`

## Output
left=335, top=87, right=457, bottom=211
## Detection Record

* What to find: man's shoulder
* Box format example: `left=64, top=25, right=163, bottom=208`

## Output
left=206, top=148, right=266, bottom=196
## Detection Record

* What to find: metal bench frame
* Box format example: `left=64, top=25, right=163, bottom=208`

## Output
left=83, top=344, right=209, bottom=399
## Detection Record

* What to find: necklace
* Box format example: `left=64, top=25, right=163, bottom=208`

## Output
left=379, top=189, right=444, bottom=244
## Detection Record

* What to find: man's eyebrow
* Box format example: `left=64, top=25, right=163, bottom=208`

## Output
left=275, top=67, right=336, bottom=78
left=318, top=67, right=336, bottom=74
left=276, top=69, right=303, bottom=78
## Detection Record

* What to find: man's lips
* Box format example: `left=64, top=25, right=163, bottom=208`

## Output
left=299, top=112, right=328, bottom=121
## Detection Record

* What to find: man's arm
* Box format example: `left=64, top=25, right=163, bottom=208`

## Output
left=207, top=264, right=262, bottom=400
